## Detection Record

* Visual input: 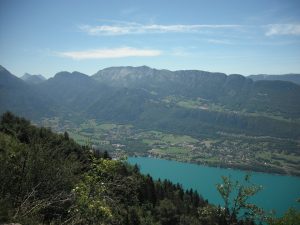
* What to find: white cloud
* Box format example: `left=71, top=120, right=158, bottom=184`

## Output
left=79, top=23, right=241, bottom=36
left=265, top=24, right=300, bottom=36
left=58, top=47, right=162, bottom=60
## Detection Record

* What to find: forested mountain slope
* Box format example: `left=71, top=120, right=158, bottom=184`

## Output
left=93, top=66, right=300, bottom=118
left=1, top=112, right=260, bottom=225
left=249, top=74, right=300, bottom=85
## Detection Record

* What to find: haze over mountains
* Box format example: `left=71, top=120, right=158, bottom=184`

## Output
left=1, top=64, right=300, bottom=141
left=249, top=74, right=300, bottom=85
left=20, top=73, right=46, bottom=84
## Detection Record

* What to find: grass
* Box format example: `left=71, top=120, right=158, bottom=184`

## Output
left=161, top=134, right=198, bottom=144
left=98, top=123, right=118, bottom=130
left=139, top=131, right=198, bottom=145
left=142, top=139, right=164, bottom=145
left=177, top=100, right=200, bottom=109
left=68, top=131, right=90, bottom=145
left=162, top=146, right=190, bottom=155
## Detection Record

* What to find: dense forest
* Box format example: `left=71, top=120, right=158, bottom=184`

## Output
left=0, top=112, right=299, bottom=225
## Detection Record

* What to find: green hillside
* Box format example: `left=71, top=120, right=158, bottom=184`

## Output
left=1, top=112, right=269, bottom=225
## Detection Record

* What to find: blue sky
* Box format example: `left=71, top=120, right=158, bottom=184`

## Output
left=0, top=0, right=300, bottom=77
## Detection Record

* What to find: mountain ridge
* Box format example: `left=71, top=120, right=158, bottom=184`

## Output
left=0, top=66, right=55, bottom=118
left=248, top=74, right=300, bottom=85
left=1, top=64, right=300, bottom=137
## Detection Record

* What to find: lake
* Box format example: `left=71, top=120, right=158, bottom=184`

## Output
left=128, top=156, right=300, bottom=216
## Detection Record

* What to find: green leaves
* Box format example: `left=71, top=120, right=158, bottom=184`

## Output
left=268, top=208, right=300, bottom=225
left=0, top=113, right=87, bottom=224
left=70, top=170, right=112, bottom=224
left=216, top=174, right=264, bottom=224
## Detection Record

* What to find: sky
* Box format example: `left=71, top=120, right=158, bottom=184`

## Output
left=0, top=0, right=300, bottom=78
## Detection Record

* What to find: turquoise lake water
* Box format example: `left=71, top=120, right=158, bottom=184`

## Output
left=128, top=157, right=300, bottom=216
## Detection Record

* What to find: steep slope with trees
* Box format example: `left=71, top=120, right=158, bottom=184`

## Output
left=1, top=112, right=266, bottom=225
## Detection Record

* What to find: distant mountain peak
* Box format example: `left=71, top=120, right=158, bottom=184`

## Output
left=53, top=71, right=71, bottom=77
left=103, top=65, right=153, bottom=70
left=21, top=73, right=46, bottom=84
left=0, top=65, right=10, bottom=73
left=0, top=65, right=26, bottom=88
left=53, top=71, right=89, bottom=80
left=93, top=65, right=172, bottom=81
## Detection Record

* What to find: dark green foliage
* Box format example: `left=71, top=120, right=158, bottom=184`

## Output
left=0, top=112, right=88, bottom=224
left=1, top=113, right=296, bottom=225
left=268, top=208, right=300, bottom=225
left=156, top=199, right=179, bottom=225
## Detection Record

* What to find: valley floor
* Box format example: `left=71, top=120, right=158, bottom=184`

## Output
left=38, top=117, right=300, bottom=177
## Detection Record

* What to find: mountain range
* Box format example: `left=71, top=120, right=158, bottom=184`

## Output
left=1, top=65, right=300, bottom=140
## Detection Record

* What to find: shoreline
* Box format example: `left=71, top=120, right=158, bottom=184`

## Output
left=127, top=153, right=300, bottom=178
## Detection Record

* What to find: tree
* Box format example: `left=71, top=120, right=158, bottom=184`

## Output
left=156, top=199, right=179, bottom=225
left=198, top=205, right=224, bottom=225
left=0, top=112, right=87, bottom=224
left=64, top=131, right=69, bottom=140
left=268, top=208, right=300, bottom=225
left=216, top=174, right=264, bottom=224
left=103, top=150, right=110, bottom=159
